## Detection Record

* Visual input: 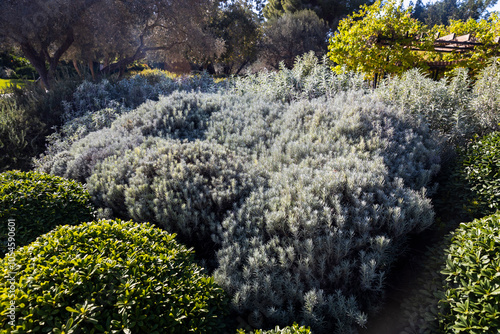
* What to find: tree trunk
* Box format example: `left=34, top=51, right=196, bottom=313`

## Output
left=20, top=43, right=50, bottom=90
left=73, top=59, right=83, bottom=78
left=20, top=30, right=74, bottom=90
left=89, top=60, right=96, bottom=80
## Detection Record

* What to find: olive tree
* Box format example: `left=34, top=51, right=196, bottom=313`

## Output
left=0, top=0, right=222, bottom=89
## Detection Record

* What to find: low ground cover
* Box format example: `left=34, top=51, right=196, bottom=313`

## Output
left=0, top=79, right=31, bottom=92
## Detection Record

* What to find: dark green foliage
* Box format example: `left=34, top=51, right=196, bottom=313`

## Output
left=0, top=52, right=37, bottom=80
left=412, top=0, right=497, bottom=26
left=259, top=10, right=329, bottom=69
left=0, top=219, right=229, bottom=333
left=458, top=131, right=500, bottom=217
left=263, top=0, right=374, bottom=28
left=209, top=2, right=261, bottom=75
left=0, top=170, right=94, bottom=256
left=439, top=213, right=500, bottom=333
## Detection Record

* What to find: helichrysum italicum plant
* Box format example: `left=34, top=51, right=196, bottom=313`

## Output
left=212, top=90, right=440, bottom=333
left=35, top=91, right=223, bottom=181
left=470, top=58, right=500, bottom=135
left=34, top=54, right=447, bottom=333
left=88, top=138, right=258, bottom=259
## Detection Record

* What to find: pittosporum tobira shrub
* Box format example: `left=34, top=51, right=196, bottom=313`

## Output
left=457, top=131, right=500, bottom=218
left=0, top=170, right=94, bottom=257
left=0, top=219, right=229, bottom=333
left=439, top=213, right=500, bottom=333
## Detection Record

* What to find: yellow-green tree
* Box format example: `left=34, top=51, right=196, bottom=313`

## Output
left=431, top=14, right=500, bottom=74
left=328, top=0, right=500, bottom=82
left=328, top=0, right=431, bottom=83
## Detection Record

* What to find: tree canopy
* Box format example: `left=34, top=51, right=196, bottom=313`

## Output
left=260, top=9, right=329, bottom=69
left=328, top=0, right=427, bottom=81
left=328, top=0, right=500, bottom=82
left=0, top=0, right=222, bottom=89
left=263, top=0, right=375, bottom=28
left=412, top=0, right=498, bottom=26
left=208, top=2, right=261, bottom=74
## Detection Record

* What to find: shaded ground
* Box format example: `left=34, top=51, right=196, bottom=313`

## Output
left=359, top=224, right=454, bottom=334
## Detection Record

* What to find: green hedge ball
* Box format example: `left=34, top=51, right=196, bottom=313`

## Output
left=0, top=219, right=229, bottom=333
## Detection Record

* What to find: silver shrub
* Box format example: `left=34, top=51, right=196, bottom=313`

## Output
left=62, top=72, right=222, bottom=121
left=470, top=58, right=500, bottom=134
left=214, top=91, right=441, bottom=333
left=88, top=138, right=257, bottom=257
left=375, top=66, right=500, bottom=145
left=35, top=58, right=444, bottom=333
left=35, top=92, right=222, bottom=180
left=216, top=161, right=434, bottom=333
left=230, top=52, right=367, bottom=103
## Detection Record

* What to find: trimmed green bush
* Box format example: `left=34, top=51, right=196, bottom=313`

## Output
left=0, top=170, right=94, bottom=256
left=459, top=131, right=500, bottom=218
left=439, top=213, right=500, bottom=333
left=0, top=219, right=229, bottom=333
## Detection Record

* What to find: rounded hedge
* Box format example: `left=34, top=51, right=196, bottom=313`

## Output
left=0, top=219, right=229, bottom=333
left=0, top=170, right=94, bottom=256
left=439, top=213, right=500, bottom=333
left=459, top=131, right=500, bottom=217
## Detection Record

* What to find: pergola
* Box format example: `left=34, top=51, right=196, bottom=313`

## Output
left=376, top=32, right=500, bottom=80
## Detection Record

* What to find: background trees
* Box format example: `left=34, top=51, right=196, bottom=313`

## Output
left=0, top=0, right=98, bottom=88
left=0, top=0, right=222, bottom=89
left=259, top=10, right=329, bottom=69
left=208, top=2, right=261, bottom=74
left=412, top=0, right=498, bottom=26
left=263, top=0, right=375, bottom=28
